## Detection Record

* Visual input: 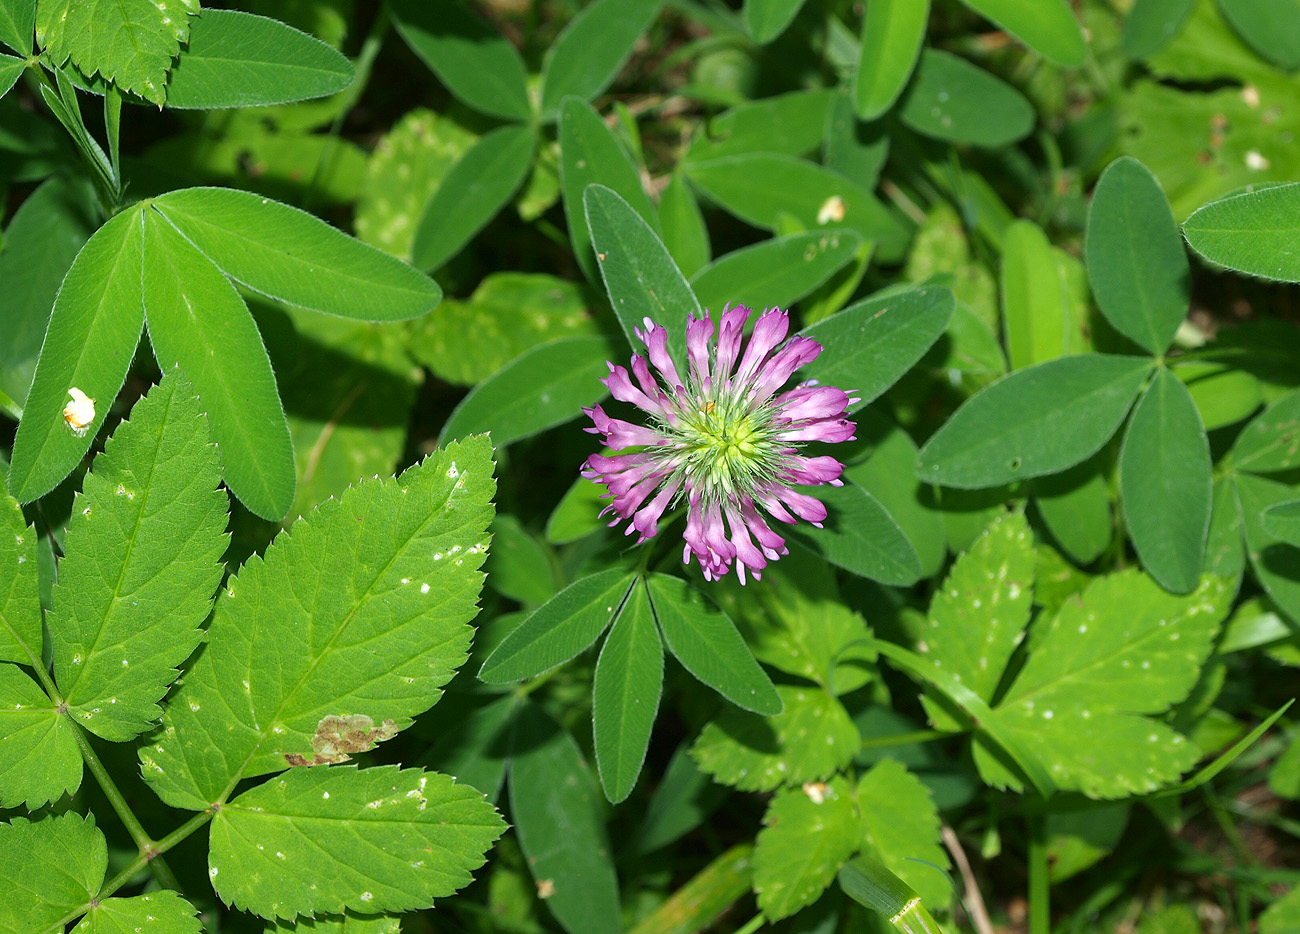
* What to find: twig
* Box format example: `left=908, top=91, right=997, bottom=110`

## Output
left=942, top=825, right=994, bottom=934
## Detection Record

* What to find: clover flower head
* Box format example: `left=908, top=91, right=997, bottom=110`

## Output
left=582, top=304, right=858, bottom=583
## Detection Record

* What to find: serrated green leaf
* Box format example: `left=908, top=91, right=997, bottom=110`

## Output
left=480, top=568, right=635, bottom=683
left=1217, top=0, right=1300, bottom=70
left=1086, top=157, right=1189, bottom=354
left=389, top=0, right=530, bottom=122
left=509, top=701, right=620, bottom=934
left=72, top=891, right=201, bottom=934
left=48, top=371, right=226, bottom=740
left=593, top=581, right=662, bottom=802
left=1122, top=0, right=1197, bottom=58
left=753, top=776, right=858, bottom=920
left=743, top=0, right=806, bottom=43
left=210, top=765, right=504, bottom=920
left=857, top=759, right=951, bottom=908
left=1233, top=388, right=1300, bottom=473
left=854, top=0, right=928, bottom=120
left=0, top=663, right=81, bottom=807
left=151, top=188, right=440, bottom=322
left=266, top=911, right=402, bottom=934
left=691, top=685, right=858, bottom=792
left=143, top=212, right=295, bottom=521
left=0, top=0, right=33, bottom=54
left=799, top=285, right=954, bottom=411
left=1237, top=472, right=1300, bottom=623
left=37, top=0, right=197, bottom=104
left=143, top=438, right=494, bottom=810
left=917, top=354, right=1152, bottom=489
left=439, top=335, right=613, bottom=448
left=8, top=206, right=144, bottom=505
left=559, top=96, right=657, bottom=285
left=923, top=512, right=1034, bottom=726
left=1119, top=369, right=1211, bottom=593
left=898, top=50, right=1037, bottom=148
left=645, top=573, right=781, bottom=714
left=788, top=481, right=922, bottom=586
left=584, top=183, right=701, bottom=370
left=958, top=0, right=1087, bottom=66
left=1183, top=184, right=1300, bottom=283
left=411, top=124, right=536, bottom=272
left=539, top=0, right=662, bottom=118
left=0, top=494, right=40, bottom=666
left=690, top=230, right=862, bottom=315
left=0, top=812, right=105, bottom=933
left=163, top=10, right=353, bottom=109
left=1001, top=220, right=1075, bottom=368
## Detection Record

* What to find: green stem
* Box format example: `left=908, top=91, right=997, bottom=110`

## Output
left=733, top=913, right=765, bottom=934
left=1027, top=815, right=1051, bottom=934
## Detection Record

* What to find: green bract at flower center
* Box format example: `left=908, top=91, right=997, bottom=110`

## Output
left=660, top=396, right=785, bottom=502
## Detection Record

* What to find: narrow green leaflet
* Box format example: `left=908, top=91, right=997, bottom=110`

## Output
left=411, top=124, right=536, bottom=272
left=691, top=685, right=859, bottom=792
left=1237, top=473, right=1300, bottom=623
left=163, top=10, right=354, bottom=109
left=958, top=0, right=1087, bottom=66
left=659, top=172, right=710, bottom=279
left=922, top=511, right=1034, bottom=728
left=546, top=474, right=608, bottom=545
left=1216, top=0, right=1300, bottom=70
left=645, top=573, right=781, bottom=715
left=1183, top=184, right=1300, bottom=283
left=854, top=0, right=929, bottom=120
left=143, top=212, right=295, bottom=521
left=856, top=760, right=951, bottom=908
left=438, top=335, right=613, bottom=448
left=559, top=97, right=658, bottom=284
left=1118, top=369, right=1211, bottom=594
left=0, top=814, right=104, bottom=931
left=0, top=0, right=33, bottom=54
left=539, top=0, right=663, bottom=118
left=0, top=54, right=21, bottom=98
left=389, top=0, right=531, bottom=122
left=509, top=702, right=621, bottom=934
left=686, top=89, right=835, bottom=164
left=0, top=494, right=40, bottom=665
left=36, top=0, right=197, bottom=104
left=485, top=514, right=554, bottom=605
left=825, top=90, right=890, bottom=192
left=151, top=188, right=441, bottom=321
left=142, top=438, right=494, bottom=810
left=1262, top=500, right=1300, bottom=547
left=685, top=154, right=908, bottom=260
left=631, top=743, right=728, bottom=854
left=1122, top=0, right=1197, bottom=58
left=917, top=354, right=1152, bottom=489
left=800, top=286, right=954, bottom=411
left=690, top=230, right=862, bottom=315
left=1001, top=220, right=1072, bottom=369
left=48, top=372, right=226, bottom=741
left=898, top=50, right=1037, bottom=148
left=1205, top=474, right=1245, bottom=579
left=753, top=777, right=858, bottom=920
left=71, top=891, right=201, bottom=934
left=1033, top=457, right=1112, bottom=564
left=418, top=693, right=517, bottom=801
left=1232, top=389, right=1300, bottom=473
left=0, top=663, right=81, bottom=807
left=976, top=573, right=1231, bottom=797
left=593, top=581, right=662, bottom=802
left=1086, top=157, right=1189, bottom=354
left=8, top=206, right=144, bottom=506
left=480, top=568, right=635, bottom=683
left=210, top=765, right=503, bottom=920
left=787, top=481, right=922, bottom=585
left=744, top=0, right=807, bottom=43
left=585, top=184, right=702, bottom=368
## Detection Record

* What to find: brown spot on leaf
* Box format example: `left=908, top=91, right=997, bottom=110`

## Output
left=284, top=714, right=399, bottom=766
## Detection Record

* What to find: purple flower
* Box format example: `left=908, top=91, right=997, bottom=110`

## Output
left=582, top=305, right=858, bottom=583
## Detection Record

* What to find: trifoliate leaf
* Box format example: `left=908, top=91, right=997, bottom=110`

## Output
left=71, top=890, right=202, bottom=934
left=921, top=511, right=1034, bottom=731
left=0, top=812, right=106, bottom=933
left=857, top=759, right=951, bottom=909
left=37, top=0, right=199, bottom=104
left=691, top=685, right=859, bottom=791
left=0, top=492, right=40, bottom=666
left=975, top=572, right=1231, bottom=797
left=209, top=765, right=505, bottom=920
left=0, top=663, right=82, bottom=808
left=49, top=371, right=227, bottom=741
left=753, top=776, right=858, bottom=921
left=143, top=437, right=495, bottom=810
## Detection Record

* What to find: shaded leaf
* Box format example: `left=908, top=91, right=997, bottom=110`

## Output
left=1122, top=0, right=1197, bottom=58
left=744, top=0, right=807, bottom=43
left=754, top=777, right=858, bottom=920
left=788, top=481, right=922, bottom=585
left=690, top=230, right=862, bottom=315
left=539, top=0, right=662, bottom=117
left=856, top=760, right=951, bottom=908
left=1233, top=389, right=1300, bottom=473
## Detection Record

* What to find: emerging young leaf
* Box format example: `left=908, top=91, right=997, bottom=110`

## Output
left=857, top=760, right=951, bottom=908
left=208, top=765, right=505, bottom=919
left=0, top=812, right=105, bottom=932
left=593, top=580, right=663, bottom=802
left=71, top=891, right=201, bottom=934
left=753, top=777, right=858, bottom=920
left=143, top=437, right=495, bottom=810
left=48, top=371, right=227, bottom=741
left=691, top=685, right=858, bottom=792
